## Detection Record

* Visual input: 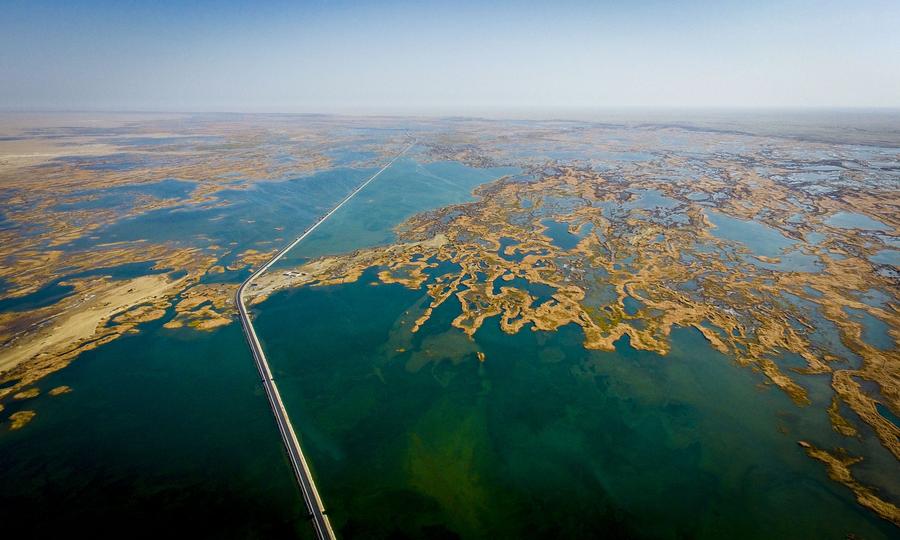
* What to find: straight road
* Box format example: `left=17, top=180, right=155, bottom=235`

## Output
left=236, top=138, right=414, bottom=540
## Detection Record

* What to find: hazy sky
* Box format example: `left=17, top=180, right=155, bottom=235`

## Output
left=2, top=0, right=899, bottom=112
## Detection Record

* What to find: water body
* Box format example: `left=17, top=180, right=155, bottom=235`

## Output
left=706, top=211, right=822, bottom=271
left=871, top=249, right=900, bottom=267
left=324, top=147, right=378, bottom=166
left=53, top=179, right=197, bottom=212
left=876, top=403, right=900, bottom=430
left=0, top=163, right=391, bottom=538
left=4, top=137, right=898, bottom=539
left=825, top=212, right=891, bottom=232
left=256, top=277, right=896, bottom=539
left=541, top=219, right=581, bottom=250
left=706, top=211, right=794, bottom=258
left=251, top=159, right=898, bottom=539
left=0, top=261, right=163, bottom=312
left=63, top=167, right=374, bottom=251
left=277, top=160, right=519, bottom=262
left=623, top=295, right=643, bottom=316
left=0, top=156, right=522, bottom=538
left=625, top=189, right=681, bottom=211
left=844, top=307, right=895, bottom=351
left=0, top=315, right=311, bottom=538
left=497, top=237, right=526, bottom=263
left=494, top=276, right=556, bottom=305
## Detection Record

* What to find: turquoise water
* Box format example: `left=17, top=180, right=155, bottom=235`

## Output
left=706, top=211, right=821, bottom=271
left=871, top=249, right=900, bottom=267
left=256, top=276, right=896, bottom=539
left=3, top=134, right=898, bottom=539
left=249, top=157, right=898, bottom=538
left=877, top=403, right=900, bottom=430
left=625, top=189, right=681, bottom=210
left=541, top=219, right=582, bottom=250
left=277, top=160, right=518, bottom=263
left=325, top=147, right=378, bottom=166
left=825, top=212, right=890, bottom=231
left=0, top=156, right=523, bottom=538
left=53, top=179, right=197, bottom=211
left=0, top=162, right=392, bottom=537
left=807, top=231, right=826, bottom=244
left=64, top=167, right=373, bottom=251
left=707, top=211, right=795, bottom=258
left=496, top=276, right=556, bottom=303
left=844, top=308, right=895, bottom=351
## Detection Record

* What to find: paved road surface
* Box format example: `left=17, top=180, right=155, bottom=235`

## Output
left=236, top=139, right=415, bottom=540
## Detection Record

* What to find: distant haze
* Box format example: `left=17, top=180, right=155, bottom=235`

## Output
left=2, top=0, right=899, bottom=113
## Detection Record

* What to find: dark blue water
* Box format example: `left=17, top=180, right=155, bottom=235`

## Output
left=0, top=315, right=313, bottom=539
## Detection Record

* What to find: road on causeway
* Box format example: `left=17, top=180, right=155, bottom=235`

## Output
left=236, top=138, right=415, bottom=540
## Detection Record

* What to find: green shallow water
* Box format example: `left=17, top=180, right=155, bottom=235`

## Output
left=2, top=149, right=897, bottom=539
left=255, top=273, right=896, bottom=539
left=0, top=163, right=401, bottom=537
left=249, top=157, right=899, bottom=539
left=0, top=156, right=523, bottom=538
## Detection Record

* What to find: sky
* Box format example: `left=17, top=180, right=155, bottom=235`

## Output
left=1, top=0, right=899, bottom=113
